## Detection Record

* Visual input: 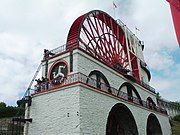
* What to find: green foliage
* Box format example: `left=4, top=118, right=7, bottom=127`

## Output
left=156, top=92, right=161, bottom=99
left=0, top=102, right=25, bottom=118
left=171, top=120, right=180, bottom=135
left=0, top=102, right=6, bottom=108
left=173, top=115, right=180, bottom=122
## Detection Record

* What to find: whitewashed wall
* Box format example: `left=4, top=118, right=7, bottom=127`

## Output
left=79, top=86, right=171, bottom=135
left=74, top=50, right=157, bottom=104
left=28, top=86, right=80, bottom=135
left=28, top=48, right=171, bottom=135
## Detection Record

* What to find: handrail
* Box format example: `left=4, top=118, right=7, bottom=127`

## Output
left=50, top=44, right=66, bottom=55
left=45, top=43, right=156, bottom=94
left=32, top=72, right=167, bottom=115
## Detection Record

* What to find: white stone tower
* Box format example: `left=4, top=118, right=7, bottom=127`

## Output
left=25, top=10, right=171, bottom=135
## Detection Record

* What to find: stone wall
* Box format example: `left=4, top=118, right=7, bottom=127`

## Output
left=29, top=48, right=171, bottom=135
left=74, top=50, right=157, bottom=104
left=28, top=86, right=80, bottom=135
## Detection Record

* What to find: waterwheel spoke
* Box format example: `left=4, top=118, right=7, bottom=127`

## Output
left=67, top=10, right=132, bottom=73
left=87, top=16, right=108, bottom=58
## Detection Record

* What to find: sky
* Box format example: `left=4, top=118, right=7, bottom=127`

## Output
left=0, top=0, right=179, bottom=105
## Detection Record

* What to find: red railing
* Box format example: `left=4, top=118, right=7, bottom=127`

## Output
left=33, top=72, right=167, bottom=115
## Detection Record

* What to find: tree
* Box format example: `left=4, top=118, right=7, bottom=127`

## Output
left=0, top=102, right=6, bottom=108
left=0, top=102, right=25, bottom=118
left=156, top=92, right=161, bottom=99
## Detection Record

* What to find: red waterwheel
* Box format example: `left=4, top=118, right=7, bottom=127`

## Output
left=67, top=10, right=140, bottom=79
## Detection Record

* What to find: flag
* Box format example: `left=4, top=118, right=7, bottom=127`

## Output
left=167, top=0, right=180, bottom=46
left=113, top=1, right=117, bottom=8
left=135, top=27, right=140, bottom=31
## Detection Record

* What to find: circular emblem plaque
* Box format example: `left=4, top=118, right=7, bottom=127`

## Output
left=49, top=61, right=68, bottom=84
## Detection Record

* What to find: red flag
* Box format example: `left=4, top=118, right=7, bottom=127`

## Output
left=167, top=0, right=180, bottom=46
left=113, top=1, right=117, bottom=8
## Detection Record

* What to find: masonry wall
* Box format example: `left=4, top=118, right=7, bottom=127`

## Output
left=41, top=49, right=155, bottom=102
left=35, top=49, right=171, bottom=135
left=28, top=86, right=80, bottom=135
left=41, top=49, right=157, bottom=105
left=28, top=84, right=171, bottom=135
left=74, top=50, right=157, bottom=104
left=79, top=85, right=171, bottom=135
left=42, top=52, right=71, bottom=78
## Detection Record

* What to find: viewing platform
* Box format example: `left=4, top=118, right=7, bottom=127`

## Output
left=32, top=72, right=167, bottom=115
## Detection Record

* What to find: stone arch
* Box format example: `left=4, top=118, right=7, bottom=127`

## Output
left=146, top=113, right=162, bottom=135
left=87, top=70, right=111, bottom=92
left=106, top=103, right=138, bottom=135
left=118, top=82, right=142, bottom=105
left=147, top=97, right=156, bottom=109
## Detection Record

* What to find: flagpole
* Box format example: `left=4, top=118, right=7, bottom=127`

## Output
left=113, top=1, right=117, bottom=19
left=135, top=26, right=140, bottom=36
left=113, top=7, right=116, bottom=19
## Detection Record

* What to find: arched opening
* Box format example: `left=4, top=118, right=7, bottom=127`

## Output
left=118, top=82, right=142, bottom=105
left=87, top=70, right=111, bottom=93
left=106, top=103, right=138, bottom=135
left=146, top=113, right=162, bottom=135
left=147, top=97, right=156, bottom=109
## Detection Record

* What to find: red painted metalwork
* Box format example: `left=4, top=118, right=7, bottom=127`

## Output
left=48, top=60, right=68, bottom=81
left=167, top=0, right=180, bottom=46
left=66, top=10, right=140, bottom=79
left=130, top=52, right=139, bottom=79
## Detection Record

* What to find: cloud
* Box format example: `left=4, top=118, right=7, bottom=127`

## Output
left=150, top=64, right=180, bottom=101
left=0, top=0, right=90, bottom=105
left=0, top=0, right=179, bottom=105
left=114, top=0, right=180, bottom=102
left=0, top=32, right=38, bottom=104
left=146, top=51, right=174, bottom=71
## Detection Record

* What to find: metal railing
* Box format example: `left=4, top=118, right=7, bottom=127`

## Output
left=46, top=43, right=156, bottom=94
left=49, top=44, right=67, bottom=55
left=33, top=72, right=167, bottom=115
left=113, top=67, right=156, bottom=94
left=136, top=79, right=155, bottom=93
